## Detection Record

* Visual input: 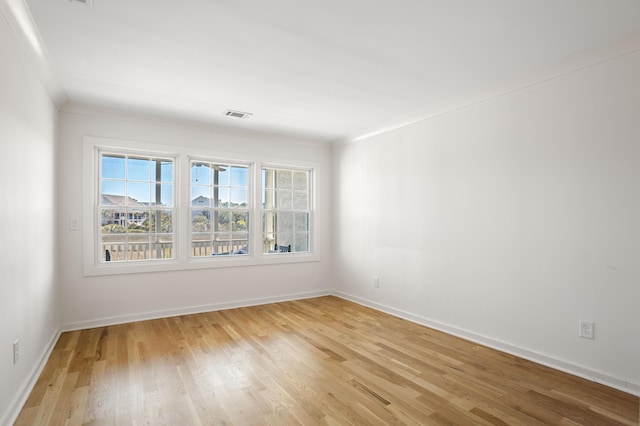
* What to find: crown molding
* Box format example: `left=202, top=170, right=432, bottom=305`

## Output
left=0, top=0, right=68, bottom=107
left=332, top=30, right=640, bottom=147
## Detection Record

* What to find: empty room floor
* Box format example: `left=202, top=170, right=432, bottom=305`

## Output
left=15, top=296, right=639, bottom=425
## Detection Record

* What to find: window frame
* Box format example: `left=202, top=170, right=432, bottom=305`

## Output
left=82, top=136, right=318, bottom=276
left=189, top=158, right=253, bottom=259
left=98, top=150, right=176, bottom=264
left=261, top=165, right=313, bottom=256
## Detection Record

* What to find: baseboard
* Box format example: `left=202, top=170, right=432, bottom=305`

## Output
left=1, top=328, right=61, bottom=426
left=61, top=289, right=333, bottom=332
left=333, top=290, right=640, bottom=398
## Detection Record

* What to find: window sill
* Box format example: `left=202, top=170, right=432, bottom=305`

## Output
left=83, top=252, right=320, bottom=276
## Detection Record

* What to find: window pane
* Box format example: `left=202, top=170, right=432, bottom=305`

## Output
left=192, top=210, right=211, bottom=232
left=293, top=192, right=307, bottom=210
left=127, top=182, right=150, bottom=204
left=101, top=181, right=126, bottom=200
left=157, top=184, right=173, bottom=207
left=101, top=223, right=126, bottom=236
left=126, top=210, right=149, bottom=233
left=215, top=211, right=230, bottom=232
left=276, top=170, right=292, bottom=189
left=230, top=166, right=248, bottom=186
left=232, top=233, right=249, bottom=254
left=294, top=213, right=308, bottom=232
left=128, top=243, right=151, bottom=261
left=153, top=159, right=173, bottom=183
left=192, top=186, right=210, bottom=207
left=192, top=233, right=211, bottom=257
left=230, top=188, right=248, bottom=206
left=101, top=242, right=124, bottom=262
left=149, top=184, right=173, bottom=207
left=101, top=209, right=126, bottom=231
left=277, top=211, right=293, bottom=232
left=264, top=168, right=276, bottom=188
left=216, top=187, right=229, bottom=206
left=192, top=162, right=211, bottom=185
left=277, top=233, right=293, bottom=249
left=152, top=236, right=173, bottom=259
left=293, top=171, right=307, bottom=190
left=262, top=210, right=274, bottom=233
left=102, top=155, right=125, bottom=179
left=231, top=234, right=249, bottom=255
left=128, top=157, right=150, bottom=181
left=149, top=210, right=173, bottom=233
left=263, top=189, right=275, bottom=209
left=213, top=233, right=232, bottom=255
left=215, top=165, right=229, bottom=186
left=127, top=234, right=150, bottom=260
left=163, top=211, right=174, bottom=233
left=277, top=191, right=292, bottom=210
left=294, top=233, right=309, bottom=252
left=232, top=211, right=249, bottom=232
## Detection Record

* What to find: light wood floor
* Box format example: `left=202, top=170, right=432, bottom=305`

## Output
left=16, top=296, right=638, bottom=425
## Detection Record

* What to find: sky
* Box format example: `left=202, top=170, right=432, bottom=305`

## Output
left=101, top=155, right=249, bottom=206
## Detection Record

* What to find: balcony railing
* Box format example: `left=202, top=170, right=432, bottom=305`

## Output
left=101, top=239, right=256, bottom=262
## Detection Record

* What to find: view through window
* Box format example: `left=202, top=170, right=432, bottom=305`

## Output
left=99, top=152, right=175, bottom=262
left=191, top=161, right=250, bottom=256
left=91, top=141, right=315, bottom=271
left=262, top=167, right=311, bottom=254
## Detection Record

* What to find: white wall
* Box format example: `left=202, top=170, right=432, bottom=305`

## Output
left=0, top=11, right=59, bottom=425
left=57, top=105, right=332, bottom=329
left=332, top=49, right=640, bottom=394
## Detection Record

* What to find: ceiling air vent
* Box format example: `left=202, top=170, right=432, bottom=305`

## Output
left=67, top=0, right=93, bottom=6
left=224, top=110, right=252, bottom=119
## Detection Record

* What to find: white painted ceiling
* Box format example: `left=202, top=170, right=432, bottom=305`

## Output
left=23, top=0, right=640, bottom=142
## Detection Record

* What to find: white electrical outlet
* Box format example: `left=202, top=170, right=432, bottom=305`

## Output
left=13, top=340, right=19, bottom=364
left=579, top=320, right=595, bottom=339
left=373, top=277, right=380, bottom=288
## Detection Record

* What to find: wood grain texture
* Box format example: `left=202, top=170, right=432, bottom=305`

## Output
left=15, top=296, right=638, bottom=425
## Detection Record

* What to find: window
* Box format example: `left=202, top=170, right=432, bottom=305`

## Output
left=98, top=152, right=175, bottom=262
left=262, top=167, right=311, bottom=254
left=84, top=136, right=317, bottom=275
left=190, top=161, right=250, bottom=256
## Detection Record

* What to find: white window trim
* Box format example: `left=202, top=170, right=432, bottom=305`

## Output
left=260, top=164, right=314, bottom=256
left=82, top=135, right=319, bottom=276
left=188, top=156, right=253, bottom=259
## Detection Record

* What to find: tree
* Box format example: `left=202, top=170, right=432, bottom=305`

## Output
left=192, top=213, right=210, bottom=232
left=102, top=223, right=125, bottom=234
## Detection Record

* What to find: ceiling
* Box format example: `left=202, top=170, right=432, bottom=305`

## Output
left=20, top=0, right=640, bottom=142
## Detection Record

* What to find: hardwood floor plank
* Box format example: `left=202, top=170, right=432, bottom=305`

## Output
left=64, top=385, right=89, bottom=426
left=14, top=296, right=639, bottom=425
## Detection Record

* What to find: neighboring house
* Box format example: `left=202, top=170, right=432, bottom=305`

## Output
left=100, top=194, right=149, bottom=226
left=192, top=195, right=210, bottom=207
